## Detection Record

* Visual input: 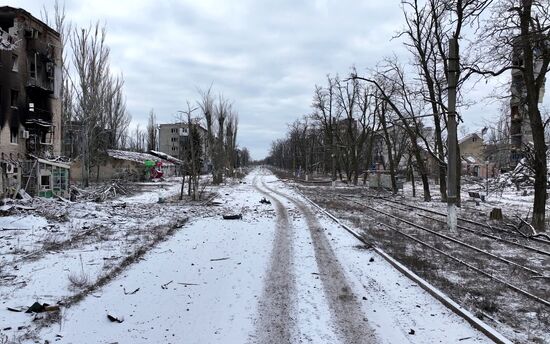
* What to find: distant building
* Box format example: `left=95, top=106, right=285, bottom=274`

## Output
left=459, top=132, right=499, bottom=178
left=158, top=122, right=210, bottom=172
left=158, top=123, right=190, bottom=157
left=0, top=6, right=68, bottom=198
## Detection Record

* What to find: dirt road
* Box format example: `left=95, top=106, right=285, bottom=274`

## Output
left=251, top=175, right=296, bottom=343
left=28, top=168, right=496, bottom=344
left=256, top=176, right=377, bottom=343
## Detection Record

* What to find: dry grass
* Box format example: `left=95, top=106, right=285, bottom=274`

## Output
left=67, top=271, right=90, bottom=290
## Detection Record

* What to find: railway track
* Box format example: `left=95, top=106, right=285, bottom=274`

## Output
left=297, top=187, right=550, bottom=311
left=373, top=195, right=550, bottom=246
left=346, top=194, right=550, bottom=258
left=339, top=195, right=550, bottom=307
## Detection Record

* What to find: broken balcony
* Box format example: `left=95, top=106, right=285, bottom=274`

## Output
left=25, top=107, right=53, bottom=126
left=26, top=77, right=54, bottom=93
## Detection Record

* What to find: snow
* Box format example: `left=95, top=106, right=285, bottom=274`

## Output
left=0, top=214, right=48, bottom=230
left=0, top=169, right=508, bottom=343
left=118, top=180, right=182, bottom=204
left=106, top=149, right=175, bottom=166
left=263, top=174, right=496, bottom=344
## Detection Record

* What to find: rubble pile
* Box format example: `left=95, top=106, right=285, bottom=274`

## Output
left=72, top=180, right=137, bottom=202
left=495, top=158, right=536, bottom=189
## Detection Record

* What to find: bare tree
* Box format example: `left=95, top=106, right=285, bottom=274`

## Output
left=239, top=147, right=251, bottom=167
left=72, top=23, right=111, bottom=186
left=225, top=113, right=238, bottom=177
left=311, top=76, right=341, bottom=181
left=352, top=63, right=433, bottom=201
left=212, top=96, right=229, bottom=183
left=146, top=109, right=157, bottom=151
left=42, top=1, right=74, bottom=157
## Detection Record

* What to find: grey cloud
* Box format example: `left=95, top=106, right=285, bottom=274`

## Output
left=9, top=0, right=444, bottom=159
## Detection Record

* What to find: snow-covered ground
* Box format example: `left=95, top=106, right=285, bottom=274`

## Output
left=0, top=169, right=506, bottom=343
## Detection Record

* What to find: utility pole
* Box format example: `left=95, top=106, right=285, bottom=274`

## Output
left=447, top=38, right=459, bottom=232
left=331, top=118, right=336, bottom=187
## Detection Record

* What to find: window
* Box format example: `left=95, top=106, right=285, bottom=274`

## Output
left=41, top=175, right=51, bottom=189
left=11, top=54, right=18, bottom=72
left=30, top=60, right=36, bottom=78
left=10, top=128, right=17, bottom=143
left=10, top=89, right=18, bottom=107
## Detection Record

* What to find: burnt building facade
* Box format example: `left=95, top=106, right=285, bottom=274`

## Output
left=0, top=7, right=67, bottom=198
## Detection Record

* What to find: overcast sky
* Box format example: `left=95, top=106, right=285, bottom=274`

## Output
left=9, top=0, right=548, bottom=159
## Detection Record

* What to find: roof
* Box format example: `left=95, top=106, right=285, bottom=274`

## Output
left=106, top=150, right=174, bottom=166
left=464, top=156, right=478, bottom=164
left=36, top=157, right=70, bottom=169
left=0, top=6, right=60, bottom=37
left=27, top=154, right=71, bottom=169
left=149, top=150, right=183, bottom=165
left=158, top=122, right=207, bottom=133
left=458, top=133, right=482, bottom=145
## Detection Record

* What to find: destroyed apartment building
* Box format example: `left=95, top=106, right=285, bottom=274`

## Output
left=0, top=6, right=67, bottom=199
left=509, top=37, right=546, bottom=166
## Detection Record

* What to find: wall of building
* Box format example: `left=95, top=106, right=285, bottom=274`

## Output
left=0, top=7, right=62, bottom=160
left=70, top=159, right=145, bottom=183
left=459, top=134, right=484, bottom=160
left=158, top=123, right=188, bottom=157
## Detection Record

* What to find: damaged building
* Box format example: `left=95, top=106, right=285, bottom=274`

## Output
left=70, top=150, right=179, bottom=182
left=158, top=122, right=211, bottom=172
left=510, top=37, right=546, bottom=165
left=0, top=6, right=67, bottom=198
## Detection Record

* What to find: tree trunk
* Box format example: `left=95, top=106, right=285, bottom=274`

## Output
left=413, top=149, right=431, bottom=202
left=519, top=0, right=546, bottom=231
left=530, top=108, right=547, bottom=231
left=380, top=113, right=398, bottom=194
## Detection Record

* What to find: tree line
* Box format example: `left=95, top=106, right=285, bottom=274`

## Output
left=267, top=0, right=550, bottom=232
left=43, top=2, right=250, bottom=190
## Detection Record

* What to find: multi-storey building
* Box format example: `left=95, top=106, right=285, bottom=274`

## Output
left=509, top=38, right=546, bottom=165
left=158, top=122, right=210, bottom=172
left=0, top=7, right=68, bottom=198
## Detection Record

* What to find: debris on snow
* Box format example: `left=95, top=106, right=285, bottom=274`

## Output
left=123, top=287, right=140, bottom=295
left=107, top=314, right=124, bottom=323
left=161, top=280, right=173, bottom=289
left=25, top=302, right=59, bottom=314
left=210, top=257, right=230, bottom=262
left=7, top=307, right=24, bottom=312
left=222, top=214, right=242, bottom=220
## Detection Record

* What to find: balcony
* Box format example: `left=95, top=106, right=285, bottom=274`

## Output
left=25, top=107, right=53, bottom=127
left=26, top=77, right=54, bottom=93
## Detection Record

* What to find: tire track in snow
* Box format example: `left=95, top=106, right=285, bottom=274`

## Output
left=250, top=176, right=295, bottom=343
left=261, top=178, right=378, bottom=344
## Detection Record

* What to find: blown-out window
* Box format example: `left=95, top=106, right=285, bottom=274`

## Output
left=11, top=54, right=18, bottom=72
left=10, top=127, right=17, bottom=144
